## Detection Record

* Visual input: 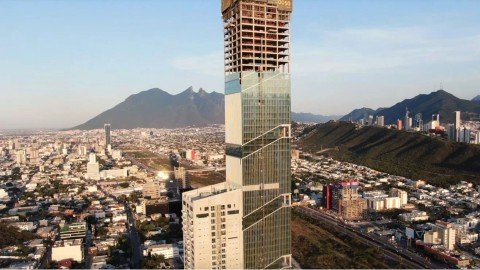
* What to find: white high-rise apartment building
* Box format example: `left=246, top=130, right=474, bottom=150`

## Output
left=390, top=188, right=408, bottom=205
left=430, top=114, right=441, bottom=129
left=183, top=182, right=243, bottom=269
left=454, top=111, right=461, bottom=141
left=454, top=111, right=461, bottom=129
left=86, top=153, right=100, bottom=180
left=432, top=221, right=456, bottom=251
left=78, top=146, right=88, bottom=156
left=376, top=115, right=385, bottom=127
left=384, top=197, right=401, bottom=209
left=16, top=150, right=27, bottom=164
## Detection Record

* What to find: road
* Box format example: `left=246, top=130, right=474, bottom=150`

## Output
left=38, top=246, right=51, bottom=269
left=295, top=206, right=440, bottom=269
left=98, top=185, right=142, bottom=268
left=126, top=205, right=142, bottom=268
left=315, top=147, right=339, bottom=154
left=83, top=227, right=93, bottom=268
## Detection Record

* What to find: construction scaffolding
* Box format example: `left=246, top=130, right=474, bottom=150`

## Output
left=222, top=0, right=291, bottom=74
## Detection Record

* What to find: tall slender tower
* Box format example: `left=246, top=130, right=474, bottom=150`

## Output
left=404, top=107, right=411, bottom=130
left=104, top=123, right=111, bottom=147
left=222, top=0, right=292, bottom=268
left=182, top=0, right=292, bottom=269
left=454, top=111, right=461, bottom=142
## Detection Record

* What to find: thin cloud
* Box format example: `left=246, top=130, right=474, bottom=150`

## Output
left=293, top=27, right=480, bottom=75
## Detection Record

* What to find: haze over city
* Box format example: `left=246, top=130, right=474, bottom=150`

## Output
left=1, top=1, right=480, bottom=270
left=1, top=0, right=479, bottom=129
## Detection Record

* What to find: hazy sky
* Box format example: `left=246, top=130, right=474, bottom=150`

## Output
left=1, top=0, right=479, bottom=129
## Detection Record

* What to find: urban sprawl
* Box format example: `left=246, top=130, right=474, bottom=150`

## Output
left=0, top=122, right=480, bottom=269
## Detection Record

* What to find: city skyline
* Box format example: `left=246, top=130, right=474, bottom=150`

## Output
left=1, top=0, right=479, bottom=129
left=1, top=1, right=479, bottom=269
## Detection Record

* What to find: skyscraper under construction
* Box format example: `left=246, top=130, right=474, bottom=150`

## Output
left=182, top=0, right=292, bottom=268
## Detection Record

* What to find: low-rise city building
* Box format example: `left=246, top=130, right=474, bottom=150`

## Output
left=52, top=239, right=84, bottom=262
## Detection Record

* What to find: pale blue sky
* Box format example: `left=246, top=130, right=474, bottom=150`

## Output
left=1, top=0, right=479, bottom=129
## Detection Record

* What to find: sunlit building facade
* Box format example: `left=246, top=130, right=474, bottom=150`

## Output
left=183, top=0, right=293, bottom=268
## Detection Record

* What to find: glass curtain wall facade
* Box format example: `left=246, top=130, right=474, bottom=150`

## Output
left=222, top=0, right=292, bottom=268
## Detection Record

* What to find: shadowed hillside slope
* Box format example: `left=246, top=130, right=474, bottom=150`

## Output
left=299, top=121, right=480, bottom=186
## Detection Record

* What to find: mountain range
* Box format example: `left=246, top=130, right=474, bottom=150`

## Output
left=72, top=87, right=224, bottom=130
left=292, top=112, right=342, bottom=123
left=473, top=95, right=480, bottom=103
left=341, top=90, right=480, bottom=124
left=71, top=87, right=337, bottom=130
left=300, top=121, right=480, bottom=186
left=71, top=88, right=479, bottom=129
left=339, top=107, right=384, bottom=122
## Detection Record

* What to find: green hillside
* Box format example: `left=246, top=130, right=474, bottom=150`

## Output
left=299, top=121, right=480, bottom=186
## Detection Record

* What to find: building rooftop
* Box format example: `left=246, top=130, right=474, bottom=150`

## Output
left=183, top=182, right=240, bottom=202
left=53, top=238, right=83, bottom=247
left=221, top=0, right=292, bottom=12
left=60, top=222, right=86, bottom=232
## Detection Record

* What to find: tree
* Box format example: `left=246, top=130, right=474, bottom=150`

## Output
left=0, top=223, right=36, bottom=249
left=11, top=167, right=21, bottom=179
left=119, top=182, right=130, bottom=188
left=141, top=254, right=166, bottom=269
left=107, top=235, right=131, bottom=267
left=96, top=226, right=108, bottom=238
left=118, top=195, right=127, bottom=203
left=138, top=221, right=156, bottom=234
left=127, top=191, right=142, bottom=203
left=165, top=223, right=183, bottom=240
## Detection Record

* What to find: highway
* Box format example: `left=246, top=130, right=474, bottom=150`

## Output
left=295, top=206, right=441, bottom=269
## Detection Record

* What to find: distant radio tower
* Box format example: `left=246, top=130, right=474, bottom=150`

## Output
left=439, top=82, right=444, bottom=90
